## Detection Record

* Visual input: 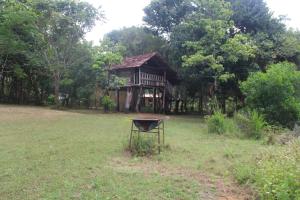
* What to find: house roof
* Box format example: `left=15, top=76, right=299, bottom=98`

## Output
left=111, top=52, right=157, bottom=70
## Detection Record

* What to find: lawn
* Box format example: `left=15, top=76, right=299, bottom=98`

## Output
left=0, top=105, right=264, bottom=199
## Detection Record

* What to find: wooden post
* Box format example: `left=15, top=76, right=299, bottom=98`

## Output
left=153, top=88, right=157, bottom=113
left=163, top=71, right=166, bottom=113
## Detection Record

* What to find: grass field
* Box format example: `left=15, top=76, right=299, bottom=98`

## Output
left=0, top=105, right=265, bottom=199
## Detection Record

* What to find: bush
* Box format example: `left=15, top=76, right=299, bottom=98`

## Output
left=207, top=111, right=227, bottom=134
left=234, top=139, right=300, bottom=200
left=47, top=94, right=55, bottom=105
left=226, top=97, right=236, bottom=117
left=129, top=135, right=157, bottom=156
left=234, top=110, right=267, bottom=139
left=241, top=62, right=300, bottom=128
left=101, top=95, right=115, bottom=112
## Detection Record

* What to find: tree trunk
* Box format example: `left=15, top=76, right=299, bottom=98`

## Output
left=180, top=100, right=184, bottom=113
left=175, top=99, right=179, bottom=114
left=0, top=74, right=4, bottom=101
left=198, top=85, right=204, bottom=114
left=53, top=71, right=60, bottom=107
left=184, top=98, right=188, bottom=113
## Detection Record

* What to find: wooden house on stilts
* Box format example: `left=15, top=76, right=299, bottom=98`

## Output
left=109, top=52, right=178, bottom=113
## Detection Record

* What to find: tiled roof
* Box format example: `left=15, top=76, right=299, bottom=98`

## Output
left=111, top=52, right=158, bottom=69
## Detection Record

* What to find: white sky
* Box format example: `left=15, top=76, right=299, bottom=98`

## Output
left=85, top=0, right=300, bottom=44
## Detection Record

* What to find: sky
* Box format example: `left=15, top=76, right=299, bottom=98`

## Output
left=85, top=0, right=300, bottom=44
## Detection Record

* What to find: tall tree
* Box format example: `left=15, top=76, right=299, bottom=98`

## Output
left=0, top=0, right=47, bottom=104
left=143, top=0, right=196, bottom=36
left=105, top=26, right=167, bottom=57
left=33, top=0, right=102, bottom=105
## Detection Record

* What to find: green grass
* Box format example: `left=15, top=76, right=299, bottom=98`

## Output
left=0, top=105, right=265, bottom=199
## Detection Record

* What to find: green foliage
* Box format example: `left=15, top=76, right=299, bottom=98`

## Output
left=0, top=0, right=102, bottom=106
left=227, top=0, right=285, bottom=34
left=143, top=0, right=196, bottom=34
left=221, top=34, right=257, bottom=63
left=181, top=0, right=234, bottom=80
left=129, top=135, right=157, bottom=157
left=101, top=95, right=115, bottom=112
left=207, top=111, right=226, bottom=134
left=93, top=39, right=125, bottom=92
left=105, top=26, right=167, bottom=57
left=234, top=110, right=267, bottom=139
left=47, top=94, right=55, bottom=105
left=235, top=140, right=300, bottom=200
left=241, top=62, right=300, bottom=128
left=225, top=97, right=236, bottom=117
left=233, top=163, right=254, bottom=184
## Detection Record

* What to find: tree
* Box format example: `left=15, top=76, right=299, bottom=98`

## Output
left=105, top=26, right=167, bottom=57
left=226, top=0, right=284, bottom=34
left=241, top=62, right=300, bottom=128
left=33, top=0, right=102, bottom=106
left=143, top=0, right=196, bottom=35
left=60, top=41, right=96, bottom=107
left=180, top=0, right=257, bottom=111
left=0, top=0, right=47, bottom=104
left=92, top=39, right=125, bottom=95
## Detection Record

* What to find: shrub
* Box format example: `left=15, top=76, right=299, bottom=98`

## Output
left=101, top=95, right=115, bottom=112
left=207, top=111, right=226, bottom=134
left=240, top=62, right=300, bottom=128
left=129, top=135, right=157, bottom=156
left=234, top=139, right=300, bottom=200
left=233, top=163, right=255, bottom=184
left=47, top=94, right=55, bottom=105
left=234, top=110, right=266, bottom=139
left=226, top=97, right=236, bottom=117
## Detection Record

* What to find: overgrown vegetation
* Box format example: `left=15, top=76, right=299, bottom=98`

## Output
left=101, top=95, right=115, bottom=112
left=207, top=111, right=227, bottom=134
left=234, top=139, right=300, bottom=200
left=129, top=135, right=158, bottom=156
left=234, top=110, right=266, bottom=139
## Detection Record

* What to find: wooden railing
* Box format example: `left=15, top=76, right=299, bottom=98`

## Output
left=122, top=72, right=172, bottom=89
left=140, top=72, right=164, bottom=86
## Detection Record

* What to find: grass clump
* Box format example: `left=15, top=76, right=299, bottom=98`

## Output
left=207, top=111, right=227, bottom=134
left=101, top=95, right=115, bottom=112
left=234, top=139, right=300, bottom=199
left=129, top=135, right=157, bottom=156
left=234, top=110, right=266, bottom=139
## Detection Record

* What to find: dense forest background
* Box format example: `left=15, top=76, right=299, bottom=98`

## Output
left=0, top=0, right=300, bottom=119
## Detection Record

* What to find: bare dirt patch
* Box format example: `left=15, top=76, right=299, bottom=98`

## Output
left=0, top=105, right=75, bottom=122
left=108, top=154, right=254, bottom=200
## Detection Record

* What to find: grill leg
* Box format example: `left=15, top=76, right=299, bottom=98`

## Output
left=158, top=126, right=161, bottom=154
left=129, top=121, right=134, bottom=149
left=162, top=121, right=165, bottom=145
